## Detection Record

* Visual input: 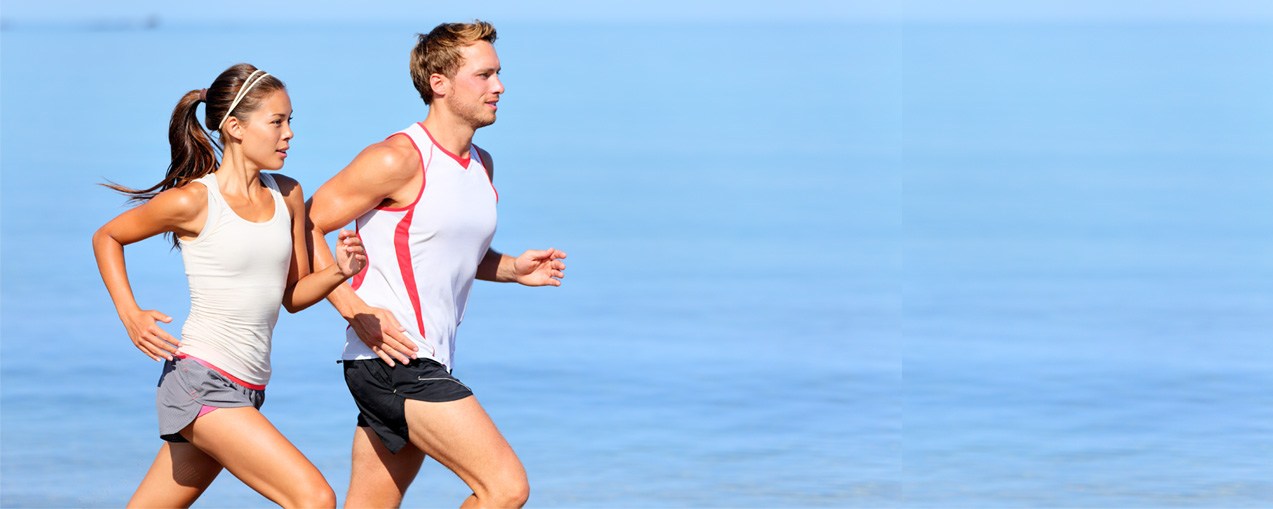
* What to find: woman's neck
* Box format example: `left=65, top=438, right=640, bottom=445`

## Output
left=215, top=146, right=263, bottom=196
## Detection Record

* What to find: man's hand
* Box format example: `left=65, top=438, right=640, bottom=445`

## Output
left=512, top=248, right=567, bottom=287
left=345, top=305, right=419, bottom=366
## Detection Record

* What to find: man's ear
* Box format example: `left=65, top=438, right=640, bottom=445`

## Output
left=430, top=73, right=449, bottom=99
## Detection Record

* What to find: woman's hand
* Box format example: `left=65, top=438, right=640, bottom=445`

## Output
left=334, top=229, right=367, bottom=279
left=120, top=307, right=181, bottom=361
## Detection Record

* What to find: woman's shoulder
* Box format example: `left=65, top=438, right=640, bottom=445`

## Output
left=143, top=180, right=210, bottom=222
left=267, top=172, right=300, bottom=189
left=266, top=173, right=305, bottom=207
left=158, top=179, right=209, bottom=207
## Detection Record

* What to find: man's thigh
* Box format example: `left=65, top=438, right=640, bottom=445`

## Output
left=403, top=396, right=526, bottom=489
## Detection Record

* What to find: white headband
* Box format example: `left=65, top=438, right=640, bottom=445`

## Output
left=217, top=70, right=271, bottom=131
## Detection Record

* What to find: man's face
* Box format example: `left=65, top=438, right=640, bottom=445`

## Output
left=439, top=41, right=504, bottom=129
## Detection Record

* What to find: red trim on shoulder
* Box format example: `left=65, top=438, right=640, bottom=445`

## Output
left=472, top=145, right=498, bottom=203
left=419, top=122, right=472, bottom=168
left=394, top=209, right=427, bottom=344
left=376, top=131, right=430, bottom=212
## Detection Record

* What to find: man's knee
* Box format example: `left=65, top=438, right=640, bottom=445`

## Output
left=486, top=469, right=529, bottom=508
left=488, top=483, right=529, bottom=508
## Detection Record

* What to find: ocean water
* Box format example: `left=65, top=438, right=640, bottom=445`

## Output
left=1, top=21, right=1270, bottom=508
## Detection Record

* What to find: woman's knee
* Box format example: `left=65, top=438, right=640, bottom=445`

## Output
left=310, top=486, right=338, bottom=509
left=284, top=478, right=336, bottom=508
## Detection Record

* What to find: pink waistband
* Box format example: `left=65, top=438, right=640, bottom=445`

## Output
left=176, top=354, right=266, bottom=391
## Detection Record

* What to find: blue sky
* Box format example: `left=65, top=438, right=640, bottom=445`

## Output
left=2, top=0, right=1272, bottom=24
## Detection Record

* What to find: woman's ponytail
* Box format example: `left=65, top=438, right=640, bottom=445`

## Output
left=103, top=89, right=221, bottom=203
left=100, top=63, right=284, bottom=249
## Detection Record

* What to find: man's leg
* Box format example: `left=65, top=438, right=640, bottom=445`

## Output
left=404, top=396, right=529, bottom=509
left=345, top=426, right=425, bottom=508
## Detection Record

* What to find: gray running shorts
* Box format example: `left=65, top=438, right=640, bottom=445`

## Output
left=156, top=356, right=265, bottom=442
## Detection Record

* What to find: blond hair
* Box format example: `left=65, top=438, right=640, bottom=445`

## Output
left=409, top=20, right=498, bottom=104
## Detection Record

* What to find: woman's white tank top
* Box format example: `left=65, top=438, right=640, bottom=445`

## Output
left=177, top=172, right=292, bottom=386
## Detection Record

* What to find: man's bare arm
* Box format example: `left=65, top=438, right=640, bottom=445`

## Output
left=307, top=136, right=424, bottom=365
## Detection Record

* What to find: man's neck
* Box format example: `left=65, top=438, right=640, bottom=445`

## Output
left=421, top=111, right=477, bottom=160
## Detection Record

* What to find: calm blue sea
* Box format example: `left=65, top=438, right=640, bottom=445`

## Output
left=1, top=21, right=1270, bottom=508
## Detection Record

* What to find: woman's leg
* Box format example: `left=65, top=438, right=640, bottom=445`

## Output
left=183, top=407, right=337, bottom=508
left=128, top=441, right=223, bottom=508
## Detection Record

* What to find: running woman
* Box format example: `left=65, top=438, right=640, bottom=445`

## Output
left=92, top=63, right=363, bottom=508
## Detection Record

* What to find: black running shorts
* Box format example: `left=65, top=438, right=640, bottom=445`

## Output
left=342, top=358, right=473, bottom=453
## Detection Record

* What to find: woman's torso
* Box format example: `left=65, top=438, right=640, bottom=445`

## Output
left=177, top=171, right=292, bottom=386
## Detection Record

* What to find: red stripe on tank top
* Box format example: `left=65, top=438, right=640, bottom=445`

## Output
left=394, top=195, right=427, bottom=344
left=350, top=224, right=368, bottom=290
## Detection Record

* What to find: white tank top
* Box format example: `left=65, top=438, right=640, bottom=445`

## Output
left=342, top=123, right=498, bottom=371
left=177, top=172, right=292, bottom=385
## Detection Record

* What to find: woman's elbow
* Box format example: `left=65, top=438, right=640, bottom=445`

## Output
left=280, top=292, right=309, bottom=314
left=91, top=227, right=116, bottom=253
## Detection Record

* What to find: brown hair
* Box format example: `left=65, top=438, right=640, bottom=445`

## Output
left=409, top=20, right=497, bottom=104
left=104, top=63, right=286, bottom=247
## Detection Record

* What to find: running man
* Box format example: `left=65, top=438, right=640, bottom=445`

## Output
left=307, top=20, right=566, bottom=508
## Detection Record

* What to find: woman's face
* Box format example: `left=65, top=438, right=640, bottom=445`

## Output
left=233, top=90, right=293, bottom=170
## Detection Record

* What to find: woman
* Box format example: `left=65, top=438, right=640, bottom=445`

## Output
left=92, top=63, right=358, bottom=508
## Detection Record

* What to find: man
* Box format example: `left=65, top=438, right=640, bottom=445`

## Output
left=307, top=20, right=566, bottom=508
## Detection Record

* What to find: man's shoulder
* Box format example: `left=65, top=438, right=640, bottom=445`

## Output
left=474, top=145, right=494, bottom=163
left=473, top=144, right=495, bottom=176
left=354, top=135, right=422, bottom=179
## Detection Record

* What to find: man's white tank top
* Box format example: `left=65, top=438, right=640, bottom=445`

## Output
left=177, top=172, right=292, bottom=386
left=343, top=123, right=498, bottom=371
